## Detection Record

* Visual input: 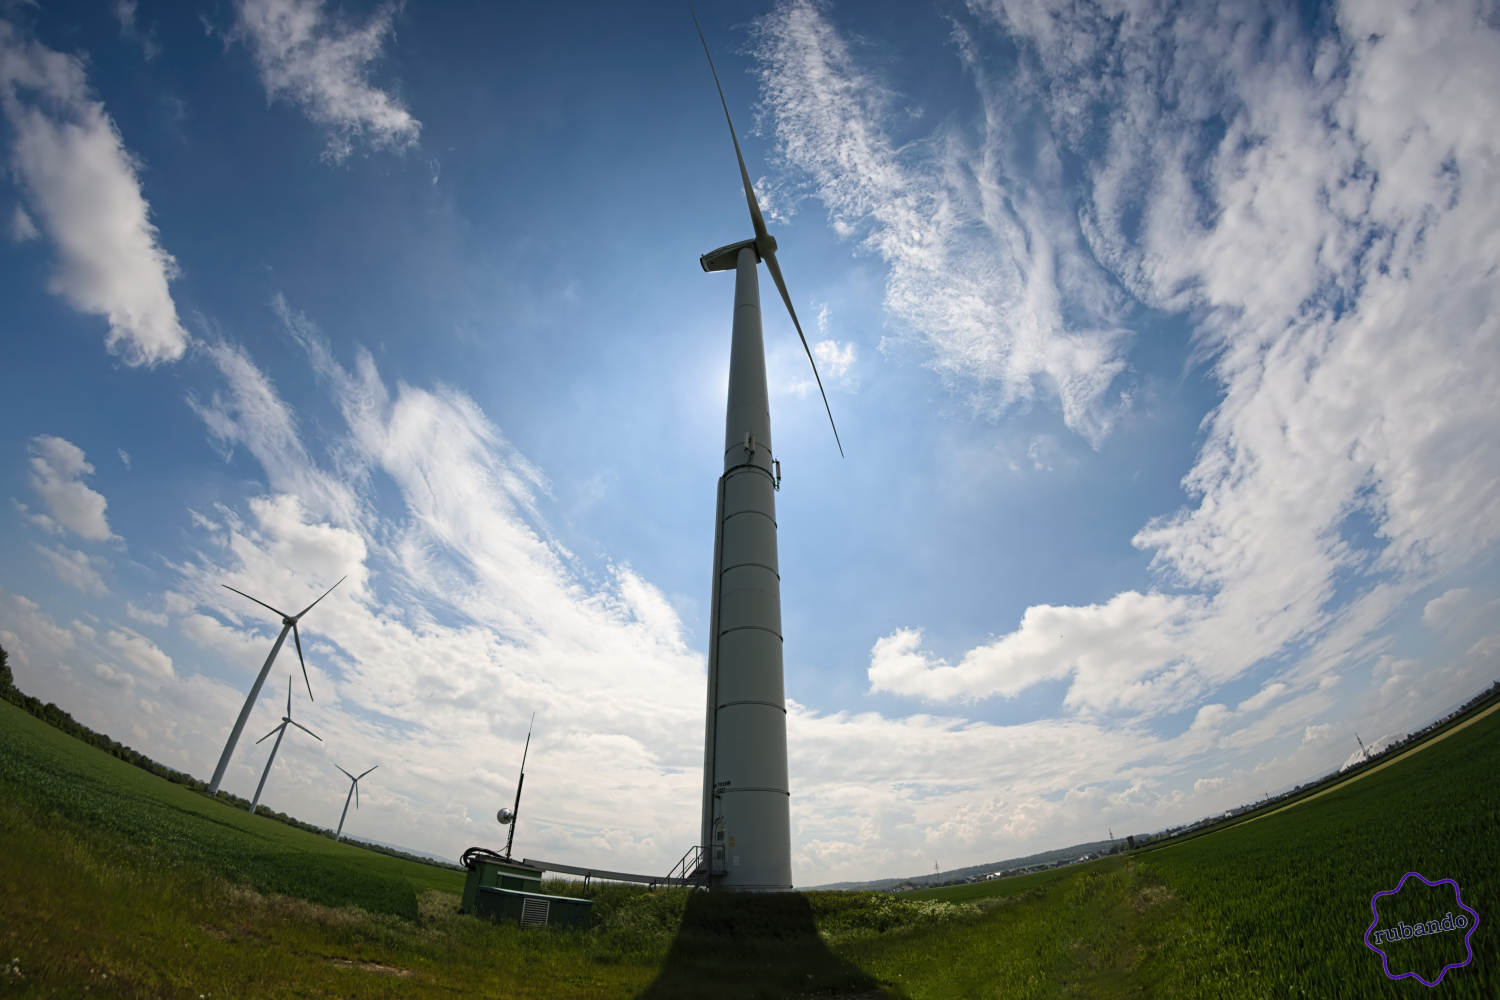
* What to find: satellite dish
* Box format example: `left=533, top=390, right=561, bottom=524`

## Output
left=497, top=807, right=515, bottom=825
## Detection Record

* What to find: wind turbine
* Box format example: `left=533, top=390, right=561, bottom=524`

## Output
left=205, top=575, right=345, bottom=797
left=692, top=12, right=842, bottom=892
left=249, top=676, right=322, bottom=814
left=333, top=763, right=378, bottom=841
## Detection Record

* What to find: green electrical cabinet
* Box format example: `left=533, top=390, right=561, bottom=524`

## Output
left=474, top=886, right=593, bottom=928
left=460, top=857, right=592, bottom=928
left=461, top=857, right=542, bottom=912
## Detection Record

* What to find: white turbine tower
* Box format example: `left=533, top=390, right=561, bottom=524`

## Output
left=205, top=576, right=345, bottom=797
left=333, top=763, right=378, bottom=841
left=692, top=13, right=842, bottom=892
left=249, top=676, right=322, bottom=814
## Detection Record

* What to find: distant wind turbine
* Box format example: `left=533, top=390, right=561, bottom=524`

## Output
left=333, top=763, right=378, bottom=841
left=249, top=676, right=322, bottom=814
left=692, top=11, right=842, bottom=892
left=205, top=575, right=345, bottom=797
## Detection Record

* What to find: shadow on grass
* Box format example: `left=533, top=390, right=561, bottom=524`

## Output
left=636, top=891, right=891, bottom=999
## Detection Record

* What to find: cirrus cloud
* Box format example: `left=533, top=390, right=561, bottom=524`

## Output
left=822, top=0, right=1500, bottom=726
left=234, top=0, right=421, bottom=163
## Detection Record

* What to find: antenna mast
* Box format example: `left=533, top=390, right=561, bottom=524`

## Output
left=504, top=714, right=535, bottom=860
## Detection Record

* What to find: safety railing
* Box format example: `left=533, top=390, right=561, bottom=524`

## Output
left=666, top=844, right=707, bottom=885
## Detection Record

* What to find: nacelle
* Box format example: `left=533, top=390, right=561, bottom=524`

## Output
left=700, top=238, right=759, bottom=272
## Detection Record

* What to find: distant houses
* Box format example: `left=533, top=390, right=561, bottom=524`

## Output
left=890, top=849, right=1115, bottom=892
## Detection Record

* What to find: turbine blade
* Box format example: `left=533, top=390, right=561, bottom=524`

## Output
left=355, top=782, right=359, bottom=809
left=292, top=624, right=314, bottom=703
left=222, top=584, right=289, bottom=619
left=295, top=574, right=346, bottom=619
left=692, top=7, right=768, bottom=241
left=358, top=764, right=379, bottom=780
left=256, top=723, right=284, bottom=744
left=290, top=720, right=322, bottom=742
left=764, top=250, right=844, bottom=457
left=336, top=764, right=355, bottom=781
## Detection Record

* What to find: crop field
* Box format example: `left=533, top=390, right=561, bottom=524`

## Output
left=0, top=700, right=463, bottom=919
left=910, top=700, right=1499, bottom=998
left=1, top=695, right=1496, bottom=998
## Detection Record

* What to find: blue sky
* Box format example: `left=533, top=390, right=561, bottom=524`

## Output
left=2, top=0, right=1498, bottom=886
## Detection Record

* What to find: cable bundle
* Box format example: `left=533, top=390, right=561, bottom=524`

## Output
left=460, top=846, right=512, bottom=871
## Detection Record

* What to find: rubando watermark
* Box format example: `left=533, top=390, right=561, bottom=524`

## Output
left=1369, top=912, right=1470, bottom=946
left=1364, top=872, right=1479, bottom=986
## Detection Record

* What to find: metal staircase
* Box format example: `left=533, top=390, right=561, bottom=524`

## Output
left=667, top=844, right=711, bottom=887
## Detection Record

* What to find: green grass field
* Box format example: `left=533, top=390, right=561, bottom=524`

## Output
left=2, top=695, right=1495, bottom=997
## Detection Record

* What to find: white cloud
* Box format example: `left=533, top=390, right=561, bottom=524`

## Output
left=10, top=203, right=37, bottom=241
left=806, top=305, right=858, bottom=382
left=235, top=0, right=421, bottom=163
left=1218, top=685, right=1338, bottom=753
left=27, top=435, right=114, bottom=541
left=1423, top=588, right=1473, bottom=629
left=189, top=340, right=364, bottom=530
left=104, top=627, right=174, bottom=679
left=0, top=593, right=76, bottom=674
left=114, top=0, right=161, bottom=60
left=779, top=336, right=858, bottom=400
left=1302, top=724, right=1335, bottom=746
left=753, top=0, right=1132, bottom=445
left=1193, top=776, right=1229, bottom=796
left=1421, top=587, right=1500, bottom=643
left=33, top=543, right=107, bottom=595
left=1188, top=703, right=1231, bottom=733
left=1025, top=434, right=1063, bottom=473
left=780, top=694, right=1398, bottom=882
left=857, top=0, right=1500, bottom=730
left=868, top=591, right=1209, bottom=715
left=93, top=660, right=136, bottom=688
left=125, top=601, right=167, bottom=627
left=812, top=338, right=855, bottom=379
left=179, top=611, right=271, bottom=671
left=0, top=22, right=188, bottom=365
left=974, top=0, right=1500, bottom=574
left=114, top=1, right=138, bottom=32
left=12, top=499, right=56, bottom=534
left=1237, top=683, right=1289, bottom=714
left=117, top=448, right=131, bottom=470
